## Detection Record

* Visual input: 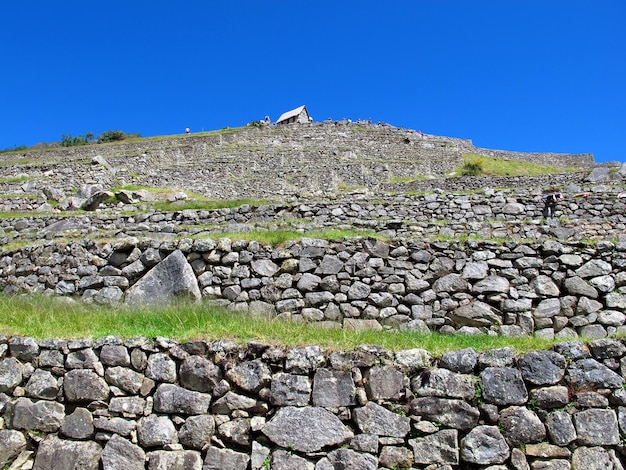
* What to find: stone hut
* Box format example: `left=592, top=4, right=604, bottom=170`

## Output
left=276, top=105, right=310, bottom=125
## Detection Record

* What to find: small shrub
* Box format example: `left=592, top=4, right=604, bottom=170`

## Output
left=461, top=161, right=483, bottom=176
left=97, top=130, right=126, bottom=143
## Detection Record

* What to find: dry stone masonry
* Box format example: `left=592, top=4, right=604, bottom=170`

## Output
left=0, top=123, right=625, bottom=468
left=0, top=337, right=626, bottom=468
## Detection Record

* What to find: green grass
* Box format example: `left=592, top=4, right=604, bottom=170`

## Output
left=0, top=295, right=558, bottom=356
left=447, top=153, right=582, bottom=177
left=197, top=228, right=380, bottom=245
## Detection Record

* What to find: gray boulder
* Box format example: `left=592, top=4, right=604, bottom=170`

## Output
left=571, top=446, right=614, bottom=470
left=202, top=447, right=250, bottom=470
left=312, top=368, right=355, bottom=407
left=499, top=406, right=546, bottom=446
left=410, top=429, right=459, bottom=465
left=226, top=359, right=271, bottom=393
left=270, top=449, right=315, bottom=470
left=365, top=365, right=405, bottom=400
left=0, top=358, right=23, bottom=393
left=439, top=348, right=477, bottom=373
left=410, top=397, right=479, bottom=432
left=411, top=368, right=476, bottom=400
left=178, top=415, right=215, bottom=450
left=8, top=336, right=39, bottom=361
left=11, top=397, right=65, bottom=432
left=353, top=402, right=410, bottom=437
left=137, top=415, right=177, bottom=448
left=125, top=250, right=201, bottom=306
left=101, top=434, right=146, bottom=470
left=262, top=406, right=353, bottom=453
left=573, top=409, right=620, bottom=446
left=211, top=391, right=266, bottom=415
left=60, top=407, right=94, bottom=439
left=64, top=369, right=110, bottom=403
left=322, top=448, right=378, bottom=470
left=545, top=411, right=577, bottom=447
left=449, top=301, right=502, bottom=328
left=0, top=430, right=26, bottom=468
left=179, top=355, right=223, bottom=393
left=460, top=425, right=510, bottom=465
left=32, top=436, right=101, bottom=470
left=566, top=358, right=624, bottom=391
left=104, top=366, right=145, bottom=395
left=217, top=418, right=250, bottom=447
left=480, top=367, right=528, bottom=405
left=145, top=353, right=177, bottom=383
left=81, top=190, right=114, bottom=211
left=285, top=345, right=326, bottom=374
left=270, top=372, right=312, bottom=406
left=146, top=450, right=202, bottom=470
left=153, top=383, right=211, bottom=415
left=516, top=351, right=566, bottom=386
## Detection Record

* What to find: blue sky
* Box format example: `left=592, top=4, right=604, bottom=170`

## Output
left=1, top=1, right=624, bottom=163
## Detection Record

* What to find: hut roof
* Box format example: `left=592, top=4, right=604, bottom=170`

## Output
left=276, top=105, right=308, bottom=124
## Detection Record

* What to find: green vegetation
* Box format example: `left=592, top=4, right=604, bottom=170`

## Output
left=448, top=153, right=581, bottom=178
left=199, top=228, right=380, bottom=246
left=0, top=145, right=28, bottom=154
left=0, top=295, right=558, bottom=355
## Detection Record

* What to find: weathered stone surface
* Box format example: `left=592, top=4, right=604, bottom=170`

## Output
left=60, top=407, right=94, bottom=439
left=499, top=406, right=546, bottom=446
left=321, top=448, right=377, bottom=470
left=439, top=348, right=477, bottom=373
left=365, top=365, right=405, bottom=400
left=270, top=372, right=312, bottom=406
left=0, top=358, right=23, bottom=393
left=179, top=355, right=222, bottom=393
left=178, top=415, right=215, bottom=450
left=284, top=345, right=326, bottom=374
left=137, top=415, right=177, bottom=448
left=573, top=409, right=620, bottom=446
left=145, top=352, right=177, bottom=383
left=104, top=366, right=144, bottom=395
left=125, top=250, right=201, bottom=306
left=460, top=425, right=510, bottom=465
left=94, top=417, right=136, bottom=437
left=212, top=391, right=266, bottom=415
left=32, top=436, right=101, bottom=470
left=8, top=336, right=39, bottom=361
left=411, top=368, right=476, bottom=400
left=394, top=348, right=433, bottom=373
left=529, top=385, right=569, bottom=409
left=262, top=406, right=353, bottom=453
left=545, top=411, right=577, bottom=446
left=226, top=359, right=271, bottom=393
left=410, top=396, right=480, bottom=431
left=202, top=446, right=250, bottom=470
left=0, top=430, right=26, bottom=468
left=353, top=401, right=410, bottom=437
left=11, top=397, right=65, bottom=432
left=217, top=418, right=250, bottom=447
left=147, top=450, right=202, bottom=470
left=270, top=449, right=315, bottom=470
left=571, top=446, right=614, bottom=470
left=410, top=429, right=459, bottom=465
left=517, top=351, right=566, bottom=386
left=101, top=434, right=146, bottom=470
left=566, top=358, right=624, bottom=391
left=480, top=367, right=528, bottom=405
left=153, top=383, right=211, bottom=415
left=64, top=369, right=110, bottom=403
left=312, top=368, right=356, bottom=407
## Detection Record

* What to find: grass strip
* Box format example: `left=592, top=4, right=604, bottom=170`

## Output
left=0, top=295, right=558, bottom=356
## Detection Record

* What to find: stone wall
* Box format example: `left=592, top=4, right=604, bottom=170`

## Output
left=1, top=122, right=596, bottom=200
left=1, top=232, right=625, bottom=339
left=1, top=336, right=626, bottom=469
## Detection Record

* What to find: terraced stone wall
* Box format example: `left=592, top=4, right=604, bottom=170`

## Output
left=1, top=234, right=625, bottom=339
left=1, top=123, right=596, bottom=200
left=1, top=336, right=626, bottom=469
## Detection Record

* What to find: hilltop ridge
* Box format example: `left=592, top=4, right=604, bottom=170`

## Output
left=0, top=121, right=597, bottom=200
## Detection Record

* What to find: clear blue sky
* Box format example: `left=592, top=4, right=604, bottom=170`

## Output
left=1, top=1, right=624, bottom=163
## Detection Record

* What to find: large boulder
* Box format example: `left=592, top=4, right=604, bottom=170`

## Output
left=125, top=250, right=201, bottom=306
left=32, top=436, right=101, bottom=470
left=262, top=406, right=353, bottom=453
